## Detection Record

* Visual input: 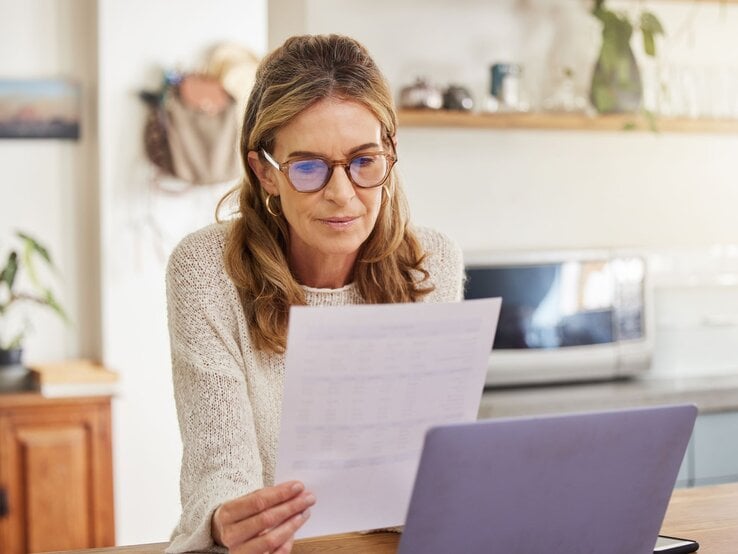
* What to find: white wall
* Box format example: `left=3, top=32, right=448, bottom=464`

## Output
left=97, top=0, right=266, bottom=544
left=398, top=129, right=738, bottom=251
left=0, top=0, right=99, bottom=363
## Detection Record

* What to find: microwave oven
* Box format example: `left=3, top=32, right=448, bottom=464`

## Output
left=464, top=250, right=652, bottom=387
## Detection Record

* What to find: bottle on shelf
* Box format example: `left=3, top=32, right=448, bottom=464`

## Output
left=483, top=62, right=529, bottom=113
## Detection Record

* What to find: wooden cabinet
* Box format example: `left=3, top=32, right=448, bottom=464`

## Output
left=0, top=394, right=115, bottom=553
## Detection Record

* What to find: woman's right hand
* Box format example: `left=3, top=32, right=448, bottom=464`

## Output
left=211, top=480, right=316, bottom=553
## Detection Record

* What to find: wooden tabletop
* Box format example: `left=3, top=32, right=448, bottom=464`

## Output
left=659, top=482, right=738, bottom=552
left=49, top=482, right=738, bottom=553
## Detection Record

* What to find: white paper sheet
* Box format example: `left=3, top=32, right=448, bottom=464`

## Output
left=274, top=298, right=501, bottom=538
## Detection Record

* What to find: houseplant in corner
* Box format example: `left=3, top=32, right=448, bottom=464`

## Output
left=589, top=0, right=664, bottom=114
left=0, top=231, right=68, bottom=391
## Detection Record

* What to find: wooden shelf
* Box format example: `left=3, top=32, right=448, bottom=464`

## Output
left=398, top=109, right=738, bottom=134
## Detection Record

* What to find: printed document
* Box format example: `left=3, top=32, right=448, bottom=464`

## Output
left=274, top=298, right=501, bottom=538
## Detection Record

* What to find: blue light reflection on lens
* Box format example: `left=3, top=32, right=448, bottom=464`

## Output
left=290, top=159, right=329, bottom=190
left=349, top=155, right=384, bottom=185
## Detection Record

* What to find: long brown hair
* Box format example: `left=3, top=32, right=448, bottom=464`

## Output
left=218, top=34, right=433, bottom=353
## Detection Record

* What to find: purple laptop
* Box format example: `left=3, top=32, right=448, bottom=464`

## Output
left=398, top=404, right=697, bottom=554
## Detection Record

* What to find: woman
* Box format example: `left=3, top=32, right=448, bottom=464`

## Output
left=166, top=34, right=464, bottom=553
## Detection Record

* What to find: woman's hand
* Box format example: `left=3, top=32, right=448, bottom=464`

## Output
left=211, top=481, right=316, bottom=553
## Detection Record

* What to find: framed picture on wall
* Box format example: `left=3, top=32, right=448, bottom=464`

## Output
left=0, top=79, right=81, bottom=140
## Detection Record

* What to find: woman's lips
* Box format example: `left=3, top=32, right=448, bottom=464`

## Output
left=319, top=216, right=359, bottom=229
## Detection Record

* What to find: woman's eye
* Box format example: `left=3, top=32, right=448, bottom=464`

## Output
left=353, top=156, right=376, bottom=168
left=293, top=159, right=326, bottom=174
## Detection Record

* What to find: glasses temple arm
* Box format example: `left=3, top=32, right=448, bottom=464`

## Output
left=261, top=149, right=281, bottom=170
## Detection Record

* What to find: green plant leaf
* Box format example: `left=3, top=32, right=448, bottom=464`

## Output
left=640, top=12, right=664, bottom=57
left=0, top=232, right=68, bottom=347
left=642, top=30, right=656, bottom=57
left=640, top=12, right=665, bottom=35
left=17, top=231, right=61, bottom=285
left=0, top=251, right=18, bottom=289
left=16, top=231, right=54, bottom=267
left=599, top=10, right=633, bottom=43
left=43, top=288, right=70, bottom=324
left=21, top=239, right=40, bottom=289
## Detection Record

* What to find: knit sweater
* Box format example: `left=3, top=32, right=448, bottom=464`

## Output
left=165, top=222, right=464, bottom=553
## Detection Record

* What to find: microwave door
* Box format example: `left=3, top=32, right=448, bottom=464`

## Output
left=465, top=255, right=650, bottom=387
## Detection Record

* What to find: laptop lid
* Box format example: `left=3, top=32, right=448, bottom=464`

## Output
left=398, top=404, right=697, bottom=554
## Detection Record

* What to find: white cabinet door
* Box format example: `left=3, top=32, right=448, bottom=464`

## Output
left=674, top=436, right=694, bottom=488
left=693, top=411, right=738, bottom=486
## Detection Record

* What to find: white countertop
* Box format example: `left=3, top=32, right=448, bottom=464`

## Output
left=478, top=373, right=738, bottom=419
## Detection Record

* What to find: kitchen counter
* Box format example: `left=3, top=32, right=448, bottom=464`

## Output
left=478, top=373, right=738, bottom=419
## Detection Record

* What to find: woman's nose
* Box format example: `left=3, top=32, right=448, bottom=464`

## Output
left=322, top=167, right=355, bottom=204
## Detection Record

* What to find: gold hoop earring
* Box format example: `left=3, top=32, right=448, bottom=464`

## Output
left=265, top=194, right=282, bottom=217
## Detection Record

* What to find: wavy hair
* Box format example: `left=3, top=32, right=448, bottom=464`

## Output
left=217, top=34, right=433, bottom=353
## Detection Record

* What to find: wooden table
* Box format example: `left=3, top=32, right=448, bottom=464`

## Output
left=49, top=482, right=738, bottom=553
left=658, top=482, right=738, bottom=552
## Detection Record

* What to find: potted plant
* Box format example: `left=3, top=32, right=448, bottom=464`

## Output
left=589, top=0, right=665, bottom=114
left=0, top=231, right=68, bottom=389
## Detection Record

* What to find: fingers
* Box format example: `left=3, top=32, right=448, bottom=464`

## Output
left=226, top=489, right=315, bottom=546
left=219, top=481, right=305, bottom=524
left=248, top=509, right=310, bottom=554
left=273, top=537, right=295, bottom=554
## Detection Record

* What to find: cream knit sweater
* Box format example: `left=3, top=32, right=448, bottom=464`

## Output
left=165, top=222, right=464, bottom=553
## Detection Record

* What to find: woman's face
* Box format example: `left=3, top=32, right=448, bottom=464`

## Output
left=250, top=98, right=387, bottom=275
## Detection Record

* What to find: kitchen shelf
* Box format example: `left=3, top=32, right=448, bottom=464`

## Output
left=397, top=109, right=738, bottom=134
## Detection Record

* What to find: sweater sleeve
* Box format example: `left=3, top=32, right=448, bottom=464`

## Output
left=165, top=230, right=263, bottom=553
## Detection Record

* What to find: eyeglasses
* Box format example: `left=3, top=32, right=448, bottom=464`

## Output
left=260, top=147, right=397, bottom=193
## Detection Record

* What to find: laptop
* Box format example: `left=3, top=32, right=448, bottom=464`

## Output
left=397, top=404, right=697, bottom=554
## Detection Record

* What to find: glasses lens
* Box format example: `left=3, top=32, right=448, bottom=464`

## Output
left=349, top=154, right=390, bottom=188
left=288, top=159, right=330, bottom=192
